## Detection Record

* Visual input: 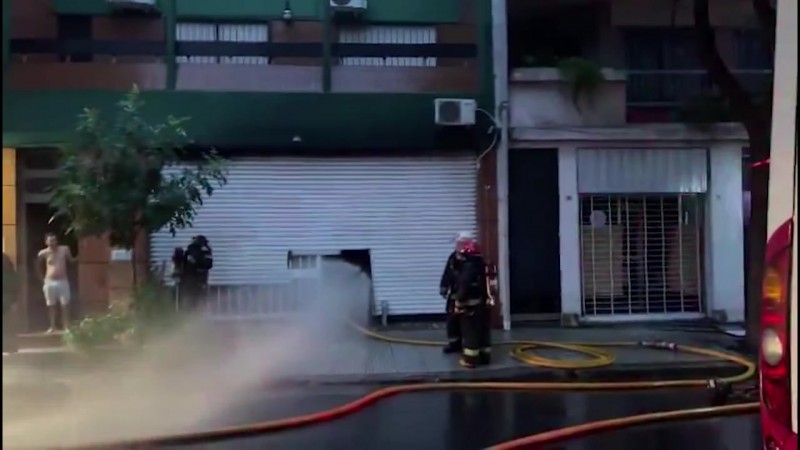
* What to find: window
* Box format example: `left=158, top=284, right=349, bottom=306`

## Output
left=733, top=30, right=773, bottom=97
left=176, top=22, right=270, bottom=65
left=57, top=15, right=93, bottom=62
left=338, top=25, right=437, bottom=67
left=623, top=28, right=709, bottom=108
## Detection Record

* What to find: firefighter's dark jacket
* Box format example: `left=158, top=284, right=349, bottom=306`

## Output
left=183, top=238, right=213, bottom=284
left=452, top=254, right=488, bottom=306
left=439, top=252, right=459, bottom=295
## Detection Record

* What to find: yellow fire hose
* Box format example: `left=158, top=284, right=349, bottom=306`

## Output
left=351, top=321, right=757, bottom=383
left=63, top=323, right=757, bottom=449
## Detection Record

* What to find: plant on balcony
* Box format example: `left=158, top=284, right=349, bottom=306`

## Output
left=520, top=54, right=606, bottom=112
left=49, top=85, right=228, bottom=285
left=556, top=57, right=606, bottom=112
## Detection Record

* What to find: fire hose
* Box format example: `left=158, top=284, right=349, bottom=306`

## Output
left=60, top=323, right=757, bottom=450
left=488, top=402, right=760, bottom=449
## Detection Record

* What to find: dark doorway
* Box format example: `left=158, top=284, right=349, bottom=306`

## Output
left=508, top=149, right=561, bottom=315
left=24, top=204, right=79, bottom=332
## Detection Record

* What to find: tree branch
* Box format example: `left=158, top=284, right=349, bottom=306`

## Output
left=751, top=0, right=776, bottom=55
left=693, top=0, right=771, bottom=156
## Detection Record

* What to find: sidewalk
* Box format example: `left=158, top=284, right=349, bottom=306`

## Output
left=2, top=323, right=753, bottom=386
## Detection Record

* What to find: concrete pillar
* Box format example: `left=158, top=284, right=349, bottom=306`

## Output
left=492, top=0, right=510, bottom=329
left=705, top=143, right=745, bottom=322
left=558, top=145, right=582, bottom=320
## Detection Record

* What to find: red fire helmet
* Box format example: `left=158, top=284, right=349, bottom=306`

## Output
left=457, top=239, right=481, bottom=255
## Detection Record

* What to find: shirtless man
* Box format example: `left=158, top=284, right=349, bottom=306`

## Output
left=37, top=233, right=76, bottom=333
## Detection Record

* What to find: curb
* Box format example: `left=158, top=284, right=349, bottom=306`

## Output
left=266, top=361, right=747, bottom=387
left=4, top=349, right=751, bottom=388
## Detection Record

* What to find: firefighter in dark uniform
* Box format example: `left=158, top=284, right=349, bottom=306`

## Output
left=452, top=237, right=493, bottom=368
left=176, top=235, right=213, bottom=310
left=439, top=244, right=463, bottom=353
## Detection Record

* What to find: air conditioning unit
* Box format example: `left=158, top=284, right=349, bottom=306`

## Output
left=106, top=0, right=158, bottom=12
left=330, top=0, right=368, bottom=12
left=434, top=98, right=477, bottom=126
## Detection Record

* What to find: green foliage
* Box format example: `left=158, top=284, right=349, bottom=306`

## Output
left=519, top=55, right=606, bottom=111
left=49, top=85, right=228, bottom=250
left=63, top=277, right=179, bottom=351
left=63, top=311, right=134, bottom=351
left=556, top=57, right=606, bottom=112
left=130, top=278, right=180, bottom=334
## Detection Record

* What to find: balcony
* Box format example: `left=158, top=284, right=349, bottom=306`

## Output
left=6, top=38, right=478, bottom=93
left=3, top=37, right=484, bottom=150
left=509, top=67, right=627, bottom=128
left=625, top=69, right=773, bottom=123
left=509, top=67, right=772, bottom=128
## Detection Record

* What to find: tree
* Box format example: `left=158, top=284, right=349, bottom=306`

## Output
left=692, top=0, right=775, bottom=349
left=50, top=86, right=228, bottom=283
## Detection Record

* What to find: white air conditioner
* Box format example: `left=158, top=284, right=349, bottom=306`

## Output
left=106, top=0, right=158, bottom=12
left=434, top=98, right=477, bottom=126
left=330, top=0, right=368, bottom=11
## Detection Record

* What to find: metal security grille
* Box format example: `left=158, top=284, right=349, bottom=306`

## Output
left=176, top=22, right=270, bottom=65
left=338, top=25, right=437, bottom=67
left=579, top=194, right=705, bottom=316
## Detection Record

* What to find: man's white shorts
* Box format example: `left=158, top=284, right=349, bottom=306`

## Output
left=43, top=280, right=70, bottom=307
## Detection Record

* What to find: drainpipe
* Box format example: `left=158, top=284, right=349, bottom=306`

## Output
left=491, top=0, right=511, bottom=331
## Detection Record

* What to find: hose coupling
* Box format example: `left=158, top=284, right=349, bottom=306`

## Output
left=638, top=340, right=678, bottom=351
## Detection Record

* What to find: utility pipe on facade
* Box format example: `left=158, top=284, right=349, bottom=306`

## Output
left=491, top=0, right=511, bottom=330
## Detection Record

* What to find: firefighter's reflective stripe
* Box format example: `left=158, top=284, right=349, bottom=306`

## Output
left=455, top=298, right=483, bottom=308
left=480, top=347, right=491, bottom=353
left=463, top=348, right=480, bottom=356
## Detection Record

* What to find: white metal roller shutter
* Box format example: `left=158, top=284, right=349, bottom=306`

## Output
left=577, top=148, right=708, bottom=194
left=150, top=156, right=477, bottom=316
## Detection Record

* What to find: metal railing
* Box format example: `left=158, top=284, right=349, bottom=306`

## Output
left=200, top=281, right=321, bottom=321
left=626, top=69, right=773, bottom=108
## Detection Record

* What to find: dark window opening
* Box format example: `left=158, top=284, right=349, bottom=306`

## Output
left=57, top=15, right=93, bottom=62
left=508, top=3, right=603, bottom=69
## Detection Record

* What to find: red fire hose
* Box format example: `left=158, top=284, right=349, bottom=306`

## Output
left=487, top=402, right=759, bottom=449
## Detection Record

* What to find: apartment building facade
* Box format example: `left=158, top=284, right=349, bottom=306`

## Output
left=2, top=0, right=496, bottom=331
left=493, top=0, right=770, bottom=326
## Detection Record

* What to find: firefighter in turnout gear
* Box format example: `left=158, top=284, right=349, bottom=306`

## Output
left=176, top=235, right=213, bottom=310
left=439, top=232, right=478, bottom=354
left=452, top=237, right=493, bottom=368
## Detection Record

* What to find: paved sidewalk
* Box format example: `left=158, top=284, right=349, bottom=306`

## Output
left=3, top=323, right=752, bottom=386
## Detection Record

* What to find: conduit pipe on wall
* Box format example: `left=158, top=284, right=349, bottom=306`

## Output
left=491, top=0, right=511, bottom=330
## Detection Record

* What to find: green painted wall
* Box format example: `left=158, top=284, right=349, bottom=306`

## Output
left=174, top=0, right=319, bottom=21
left=357, top=0, right=461, bottom=24
left=51, top=0, right=164, bottom=15
left=3, top=91, right=477, bottom=150
left=51, top=0, right=460, bottom=23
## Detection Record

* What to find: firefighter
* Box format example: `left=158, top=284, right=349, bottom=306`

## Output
left=178, top=235, right=213, bottom=310
left=440, top=232, right=477, bottom=353
left=453, top=237, right=493, bottom=368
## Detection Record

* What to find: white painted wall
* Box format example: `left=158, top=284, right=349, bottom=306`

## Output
left=509, top=69, right=627, bottom=128
left=558, top=145, right=582, bottom=317
left=705, top=143, right=746, bottom=322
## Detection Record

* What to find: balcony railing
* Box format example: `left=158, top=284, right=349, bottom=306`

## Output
left=7, top=38, right=479, bottom=93
left=626, top=69, right=773, bottom=122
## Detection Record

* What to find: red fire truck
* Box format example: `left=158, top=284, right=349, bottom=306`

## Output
left=760, top=1, right=797, bottom=449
